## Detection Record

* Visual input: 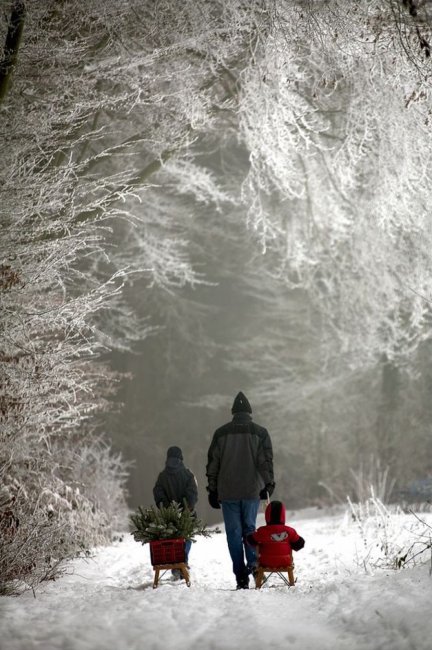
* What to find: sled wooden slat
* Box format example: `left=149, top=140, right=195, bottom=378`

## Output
left=152, top=562, right=191, bottom=588
left=254, top=564, right=295, bottom=588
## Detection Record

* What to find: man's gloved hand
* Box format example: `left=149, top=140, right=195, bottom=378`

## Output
left=207, top=490, right=221, bottom=509
left=259, top=483, right=275, bottom=500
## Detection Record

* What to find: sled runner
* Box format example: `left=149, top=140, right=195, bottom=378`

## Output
left=149, top=538, right=191, bottom=588
left=254, top=563, right=295, bottom=588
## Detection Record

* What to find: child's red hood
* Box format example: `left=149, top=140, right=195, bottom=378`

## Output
left=264, top=500, right=286, bottom=525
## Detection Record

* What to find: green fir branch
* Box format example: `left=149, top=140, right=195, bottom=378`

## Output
left=130, top=501, right=212, bottom=544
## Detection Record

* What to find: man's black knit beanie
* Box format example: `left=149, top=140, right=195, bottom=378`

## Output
left=231, top=391, right=252, bottom=414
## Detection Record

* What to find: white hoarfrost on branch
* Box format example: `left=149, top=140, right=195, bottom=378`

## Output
left=238, top=0, right=432, bottom=365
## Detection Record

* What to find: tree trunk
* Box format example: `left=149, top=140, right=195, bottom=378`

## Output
left=375, top=354, right=400, bottom=466
left=0, top=1, right=26, bottom=104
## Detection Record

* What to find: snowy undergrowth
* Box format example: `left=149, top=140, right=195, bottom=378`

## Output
left=346, top=494, right=432, bottom=573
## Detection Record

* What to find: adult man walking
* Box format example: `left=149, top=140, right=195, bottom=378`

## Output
left=206, top=392, right=275, bottom=589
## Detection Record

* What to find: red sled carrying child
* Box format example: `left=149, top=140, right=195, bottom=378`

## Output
left=247, top=500, right=305, bottom=588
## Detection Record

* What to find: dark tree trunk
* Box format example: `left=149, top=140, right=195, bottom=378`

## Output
left=375, top=354, right=400, bottom=466
left=0, top=1, right=26, bottom=104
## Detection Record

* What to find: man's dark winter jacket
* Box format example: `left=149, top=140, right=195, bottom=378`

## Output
left=206, top=412, right=274, bottom=500
left=153, top=457, right=198, bottom=509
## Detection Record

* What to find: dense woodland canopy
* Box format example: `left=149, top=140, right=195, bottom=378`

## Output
left=2, top=0, right=432, bottom=591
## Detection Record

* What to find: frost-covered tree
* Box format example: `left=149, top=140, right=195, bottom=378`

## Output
left=3, top=0, right=432, bottom=589
left=0, top=0, right=271, bottom=590
left=239, top=0, right=432, bottom=366
left=231, top=0, right=432, bottom=502
left=95, top=0, right=432, bottom=506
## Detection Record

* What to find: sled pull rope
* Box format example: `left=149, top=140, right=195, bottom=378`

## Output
left=261, top=490, right=270, bottom=512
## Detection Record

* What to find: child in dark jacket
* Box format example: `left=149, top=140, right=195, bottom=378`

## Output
left=247, top=500, right=305, bottom=568
left=153, top=446, right=198, bottom=576
left=153, top=446, right=198, bottom=511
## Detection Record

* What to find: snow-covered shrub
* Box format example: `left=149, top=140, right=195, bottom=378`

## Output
left=0, top=435, right=130, bottom=595
left=65, top=441, right=131, bottom=533
left=347, top=491, right=432, bottom=573
left=393, top=512, right=432, bottom=571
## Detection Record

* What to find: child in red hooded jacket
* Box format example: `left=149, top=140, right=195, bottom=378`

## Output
left=247, top=500, right=305, bottom=568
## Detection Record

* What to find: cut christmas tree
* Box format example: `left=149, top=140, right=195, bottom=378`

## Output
left=130, top=501, right=212, bottom=545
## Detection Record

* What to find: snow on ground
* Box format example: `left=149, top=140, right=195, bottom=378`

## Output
left=1, top=507, right=432, bottom=650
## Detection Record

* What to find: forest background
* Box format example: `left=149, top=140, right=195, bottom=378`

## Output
left=2, top=0, right=432, bottom=592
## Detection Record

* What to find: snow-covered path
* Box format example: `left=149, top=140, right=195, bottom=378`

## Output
left=1, top=508, right=432, bottom=650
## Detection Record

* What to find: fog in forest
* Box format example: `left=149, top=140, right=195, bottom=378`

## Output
left=104, top=244, right=432, bottom=522
left=103, top=212, right=286, bottom=520
left=102, top=197, right=432, bottom=519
